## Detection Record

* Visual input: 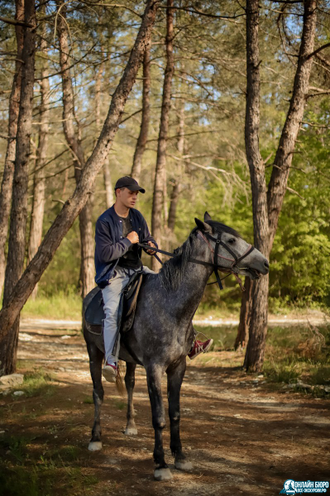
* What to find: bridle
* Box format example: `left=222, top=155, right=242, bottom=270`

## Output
left=194, top=231, right=255, bottom=290
left=138, top=229, right=255, bottom=291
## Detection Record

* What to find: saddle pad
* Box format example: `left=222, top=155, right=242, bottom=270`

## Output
left=84, top=273, right=144, bottom=329
left=84, top=287, right=104, bottom=326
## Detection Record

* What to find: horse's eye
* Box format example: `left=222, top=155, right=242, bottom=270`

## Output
left=228, top=238, right=236, bottom=244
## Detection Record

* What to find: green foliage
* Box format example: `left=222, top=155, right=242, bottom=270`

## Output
left=194, top=324, right=238, bottom=351
left=270, top=104, right=330, bottom=306
left=19, top=370, right=56, bottom=398
left=264, top=324, right=330, bottom=392
left=22, top=290, right=82, bottom=320
left=0, top=434, right=98, bottom=496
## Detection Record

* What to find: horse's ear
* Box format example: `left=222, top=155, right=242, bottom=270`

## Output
left=195, top=218, right=212, bottom=233
left=204, top=211, right=212, bottom=222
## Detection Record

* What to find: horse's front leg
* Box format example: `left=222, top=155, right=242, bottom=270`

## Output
left=87, top=342, right=104, bottom=451
left=167, top=358, right=193, bottom=471
left=146, top=364, right=172, bottom=481
left=124, top=362, right=138, bottom=435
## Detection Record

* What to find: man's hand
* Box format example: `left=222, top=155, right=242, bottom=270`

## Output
left=127, top=231, right=139, bottom=244
left=146, top=241, right=157, bottom=255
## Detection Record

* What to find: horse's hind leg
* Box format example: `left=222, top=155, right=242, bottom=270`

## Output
left=87, top=342, right=104, bottom=451
left=167, top=358, right=193, bottom=472
left=146, top=364, right=172, bottom=481
left=124, top=362, right=138, bottom=435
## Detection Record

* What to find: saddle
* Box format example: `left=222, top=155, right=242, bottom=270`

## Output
left=84, top=272, right=144, bottom=336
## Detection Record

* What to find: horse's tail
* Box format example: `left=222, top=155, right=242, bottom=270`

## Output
left=115, top=362, right=125, bottom=396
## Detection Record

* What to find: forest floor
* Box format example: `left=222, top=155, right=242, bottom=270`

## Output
left=0, top=315, right=329, bottom=496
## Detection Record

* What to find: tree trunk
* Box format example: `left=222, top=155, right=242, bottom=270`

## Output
left=168, top=104, right=185, bottom=232
left=94, top=52, right=113, bottom=208
left=151, top=0, right=174, bottom=270
left=234, top=277, right=252, bottom=350
left=28, top=11, right=49, bottom=299
left=243, top=0, right=317, bottom=372
left=0, top=0, right=24, bottom=299
left=267, top=0, right=317, bottom=249
left=56, top=0, right=94, bottom=298
left=0, top=0, right=159, bottom=348
left=0, top=0, right=36, bottom=376
left=103, top=162, right=114, bottom=208
left=131, top=43, right=151, bottom=181
left=242, top=0, right=269, bottom=373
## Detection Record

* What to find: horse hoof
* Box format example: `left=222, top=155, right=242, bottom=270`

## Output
left=175, top=459, right=193, bottom=471
left=124, top=426, right=138, bottom=436
left=88, top=441, right=103, bottom=451
left=154, top=467, right=173, bottom=481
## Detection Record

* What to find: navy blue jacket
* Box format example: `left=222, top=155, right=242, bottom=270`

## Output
left=94, top=205, right=157, bottom=287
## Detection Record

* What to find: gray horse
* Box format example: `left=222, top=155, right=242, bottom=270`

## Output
left=83, top=213, right=269, bottom=481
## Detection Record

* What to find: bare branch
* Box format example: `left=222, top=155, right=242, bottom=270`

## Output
left=0, top=15, right=33, bottom=28
left=286, top=186, right=304, bottom=199
left=159, top=5, right=245, bottom=21
left=306, top=42, right=330, bottom=60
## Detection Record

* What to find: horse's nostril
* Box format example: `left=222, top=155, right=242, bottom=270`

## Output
left=264, top=260, right=270, bottom=270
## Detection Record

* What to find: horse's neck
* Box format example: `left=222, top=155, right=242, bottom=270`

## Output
left=169, top=240, right=214, bottom=320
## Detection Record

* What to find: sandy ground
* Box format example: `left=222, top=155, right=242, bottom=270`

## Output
left=1, top=318, right=329, bottom=495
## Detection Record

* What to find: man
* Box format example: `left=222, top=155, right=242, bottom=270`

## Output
left=95, top=176, right=212, bottom=383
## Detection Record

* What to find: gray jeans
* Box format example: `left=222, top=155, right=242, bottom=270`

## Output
left=102, top=265, right=155, bottom=364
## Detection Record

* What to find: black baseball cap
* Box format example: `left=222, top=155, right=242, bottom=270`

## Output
left=114, top=176, right=145, bottom=194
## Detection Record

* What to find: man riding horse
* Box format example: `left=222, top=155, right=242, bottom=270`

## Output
left=94, top=176, right=213, bottom=382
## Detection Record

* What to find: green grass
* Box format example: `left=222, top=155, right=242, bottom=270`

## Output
left=0, top=435, right=99, bottom=496
left=21, top=291, right=82, bottom=320
left=194, top=325, right=238, bottom=352
left=196, top=322, right=330, bottom=395
left=19, top=370, right=57, bottom=398
left=259, top=324, right=330, bottom=396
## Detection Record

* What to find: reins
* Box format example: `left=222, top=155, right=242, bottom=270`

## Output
left=138, top=230, right=254, bottom=292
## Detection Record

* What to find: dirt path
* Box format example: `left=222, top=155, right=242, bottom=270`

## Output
left=1, top=322, right=329, bottom=496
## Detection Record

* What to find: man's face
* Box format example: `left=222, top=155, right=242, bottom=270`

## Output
left=116, top=187, right=139, bottom=209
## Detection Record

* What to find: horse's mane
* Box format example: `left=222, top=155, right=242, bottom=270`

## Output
left=159, top=234, right=195, bottom=292
left=159, top=221, right=242, bottom=292
left=205, top=221, right=241, bottom=239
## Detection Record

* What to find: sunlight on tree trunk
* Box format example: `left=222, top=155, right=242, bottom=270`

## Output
left=0, top=0, right=24, bottom=299
left=28, top=9, right=49, bottom=300
left=243, top=0, right=317, bottom=372
left=0, top=0, right=36, bottom=375
left=151, top=0, right=175, bottom=270
left=56, top=0, right=95, bottom=298
left=131, top=44, right=151, bottom=181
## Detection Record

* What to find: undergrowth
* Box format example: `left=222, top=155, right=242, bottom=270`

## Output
left=195, top=322, right=330, bottom=396
left=21, top=291, right=82, bottom=320
left=261, top=324, right=330, bottom=394
left=0, top=434, right=98, bottom=496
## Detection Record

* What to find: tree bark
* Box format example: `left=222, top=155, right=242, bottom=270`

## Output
left=131, top=43, right=151, bottom=181
left=168, top=104, right=185, bottom=232
left=0, top=0, right=36, bottom=375
left=28, top=11, right=49, bottom=299
left=151, top=0, right=175, bottom=270
left=267, top=0, right=317, bottom=250
left=94, top=51, right=114, bottom=208
left=0, top=0, right=159, bottom=347
left=234, top=277, right=252, bottom=350
left=103, top=163, right=114, bottom=208
left=242, top=0, right=269, bottom=372
left=243, top=0, right=317, bottom=372
left=56, top=0, right=95, bottom=298
left=0, top=0, right=24, bottom=299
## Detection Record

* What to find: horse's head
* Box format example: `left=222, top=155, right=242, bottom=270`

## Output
left=195, top=212, right=269, bottom=280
